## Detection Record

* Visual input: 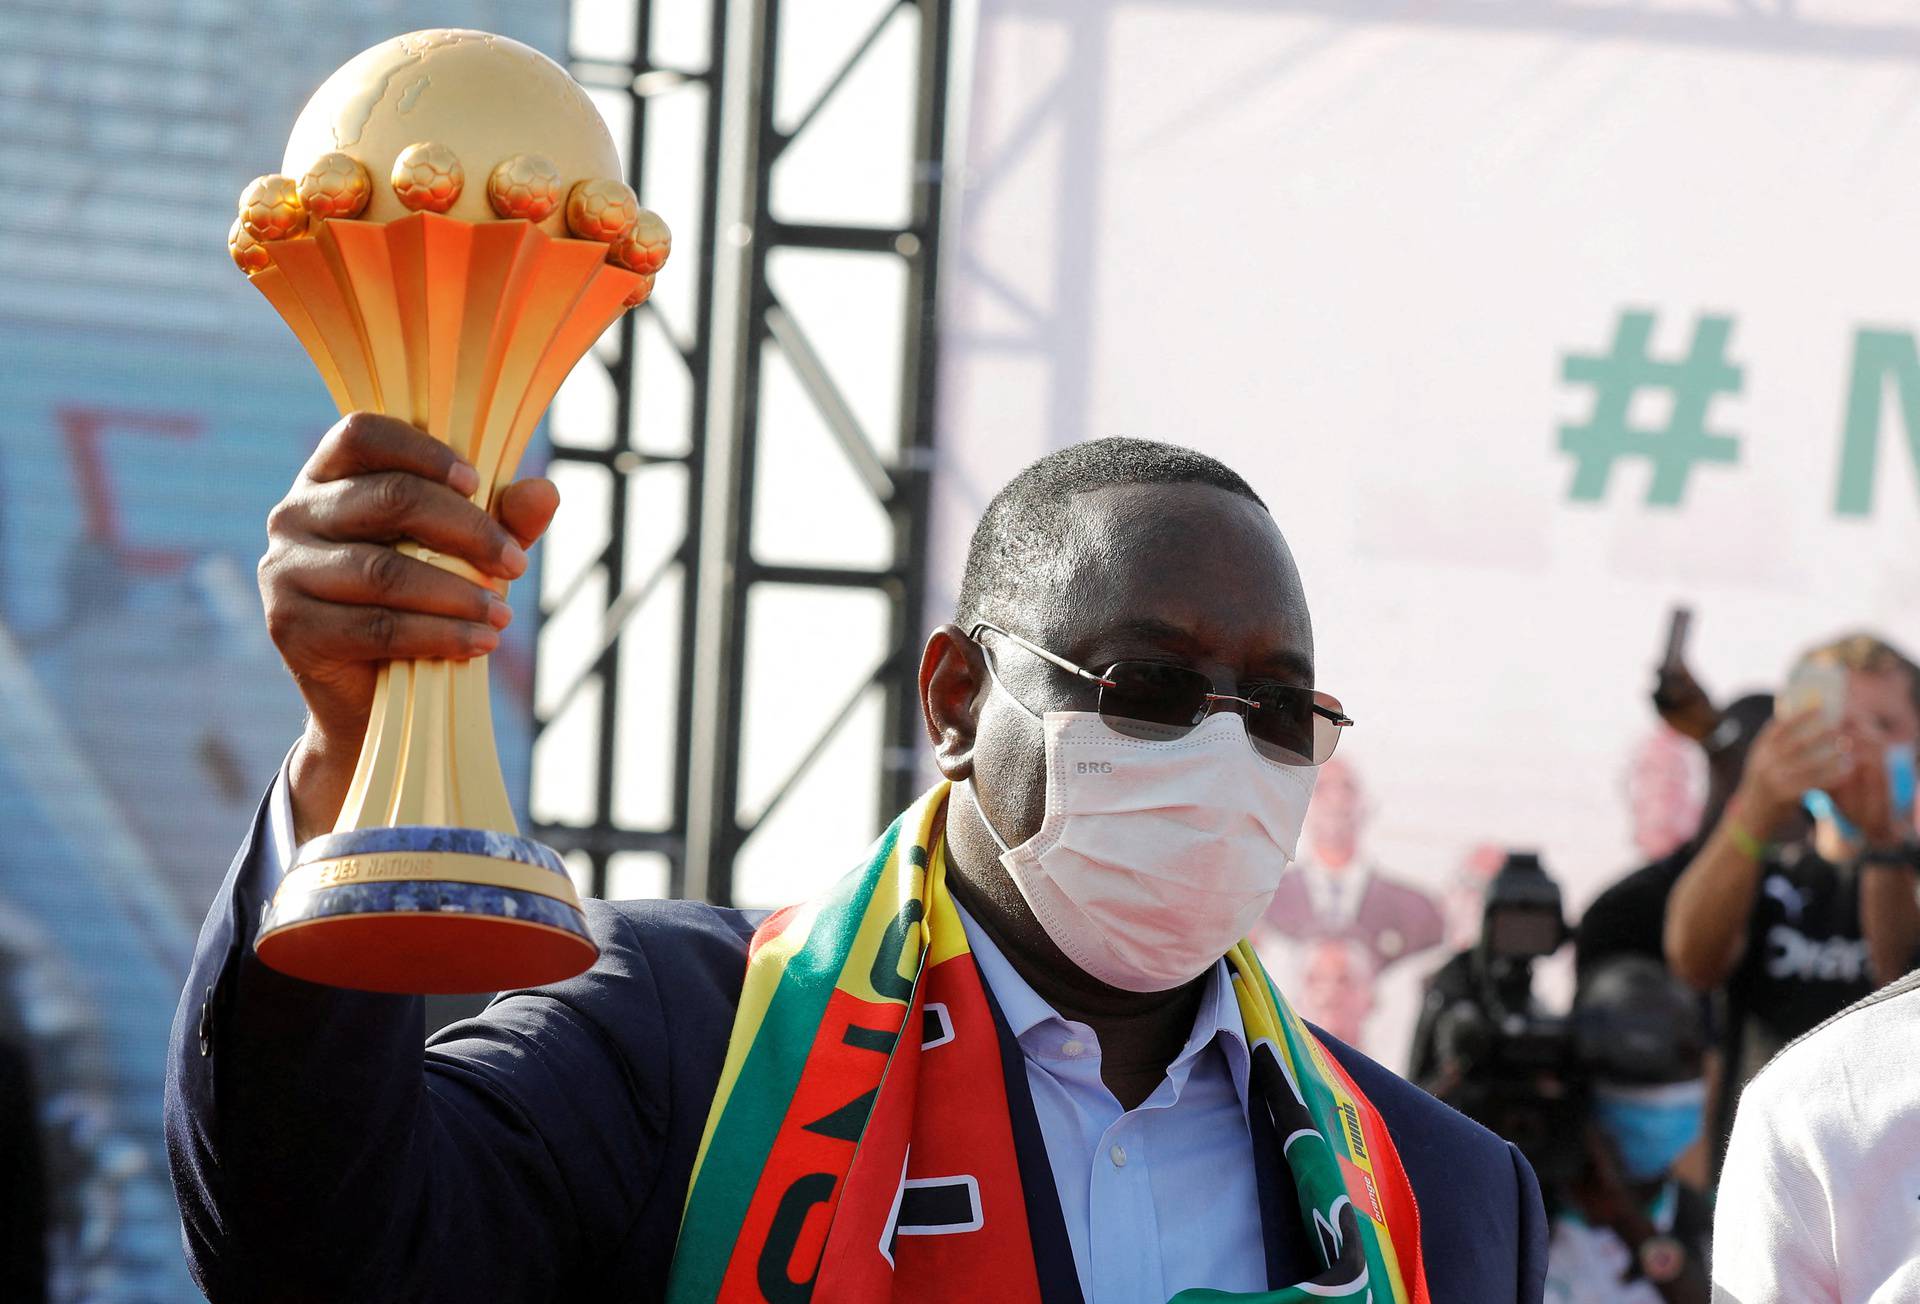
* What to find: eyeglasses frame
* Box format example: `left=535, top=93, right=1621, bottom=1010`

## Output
left=967, top=619, right=1355, bottom=735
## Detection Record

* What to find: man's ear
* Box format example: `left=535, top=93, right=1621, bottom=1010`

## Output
left=920, top=623, right=986, bottom=781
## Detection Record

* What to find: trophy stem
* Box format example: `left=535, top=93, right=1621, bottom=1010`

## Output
left=335, top=654, right=515, bottom=834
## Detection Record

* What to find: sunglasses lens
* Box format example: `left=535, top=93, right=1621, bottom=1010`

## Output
left=1097, top=661, right=1213, bottom=741
left=1089, top=656, right=1348, bottom=766
left=1244, top=684, right=1316, bottom=764
left=1243, top=686, right=1346, bottom=766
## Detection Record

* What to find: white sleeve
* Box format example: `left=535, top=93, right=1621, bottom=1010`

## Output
left=266, top=745, right=300, bottom=881
left=1709, top=1067, right=1838, bottom=1303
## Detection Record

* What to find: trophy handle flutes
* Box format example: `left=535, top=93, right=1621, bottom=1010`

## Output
left=231, top=34, right=668, bottom=993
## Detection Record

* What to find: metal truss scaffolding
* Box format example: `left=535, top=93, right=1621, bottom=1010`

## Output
left=535, top=0, right=954, bottom=907
left=533, top=0, right=726, bottom=901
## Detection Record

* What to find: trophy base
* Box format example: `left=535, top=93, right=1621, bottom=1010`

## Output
left=256, top=826, right=597, bottom=994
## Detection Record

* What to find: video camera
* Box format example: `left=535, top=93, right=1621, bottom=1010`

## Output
left=1415, top=851, right=1591, bottom=1190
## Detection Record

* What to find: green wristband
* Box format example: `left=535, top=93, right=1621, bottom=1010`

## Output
left=1727, top=818, right=1767, bottom=861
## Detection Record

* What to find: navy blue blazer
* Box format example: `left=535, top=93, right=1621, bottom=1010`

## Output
left=166, top=791, right=1545, bottom=1302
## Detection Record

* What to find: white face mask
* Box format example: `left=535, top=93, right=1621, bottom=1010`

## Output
left=964, top=698, right=1318, bottom=992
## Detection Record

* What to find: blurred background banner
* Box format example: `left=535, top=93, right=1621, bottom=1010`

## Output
left=0, top=4, right=556, bottom=1298
left=930, top=0, right=1920, bottom=1063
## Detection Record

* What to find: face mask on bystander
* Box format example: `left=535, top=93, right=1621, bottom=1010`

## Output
left=1591, top=1079, right=1707, bottom=1183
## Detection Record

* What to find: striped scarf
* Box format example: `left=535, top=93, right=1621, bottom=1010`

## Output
left=666, top=784, right=1428, bottom=1303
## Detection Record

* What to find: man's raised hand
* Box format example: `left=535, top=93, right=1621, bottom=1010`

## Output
left=257, top=411, right=560, bottom=841
left=1734, top=708, right=1852, bottom=834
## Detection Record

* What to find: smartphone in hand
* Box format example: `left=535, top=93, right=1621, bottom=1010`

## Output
left=1782, top=661, right=1847, bottom=729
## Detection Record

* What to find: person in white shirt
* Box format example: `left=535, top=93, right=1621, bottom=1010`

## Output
left=1711, top=969, right=1920, bottom=1303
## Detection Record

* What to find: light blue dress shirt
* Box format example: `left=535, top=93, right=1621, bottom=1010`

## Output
left=957, top=905, right=1270, bottom=1303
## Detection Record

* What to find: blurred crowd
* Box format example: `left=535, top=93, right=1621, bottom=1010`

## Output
left=1251, top=627, right=1919, bottom=1304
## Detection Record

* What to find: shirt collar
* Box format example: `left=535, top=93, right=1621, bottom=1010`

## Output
left=954, top=901, right=1252, bottom=1107
left=956, top=900, right=1057, bottom=1042
left=1300, top=856, right=1372, bottom=925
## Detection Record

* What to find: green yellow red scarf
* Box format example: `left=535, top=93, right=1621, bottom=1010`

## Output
left=666, top=783, right=1429, bottom=1303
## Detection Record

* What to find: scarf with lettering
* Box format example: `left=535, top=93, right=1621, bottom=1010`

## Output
left=665, top=783, right=1429, bottom=1303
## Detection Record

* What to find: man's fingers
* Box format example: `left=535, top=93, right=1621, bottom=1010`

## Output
left=1772, top=718, right=1845, bottom=769
left=1782, top=740, right=1853, bottom=792
left=1774, top=709, right=1851, bottom=756
left=301, top=473, right=527, bottom=579
left=496, top=476, right=561, bottom=548
left=275, top=592, right=501, bottom=664
left=1805, top=759, right=1854, bottom=792
left=279, top=542, right=512, bottom=627
left=1792, top=741, right=1850, bottom=784
left=1848, top=770, right=1889, bottom=815
left=304, top=412, right=479, bottom=496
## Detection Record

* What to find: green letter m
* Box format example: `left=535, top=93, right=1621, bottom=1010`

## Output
left=1837, top=329, right=1920, bottom=516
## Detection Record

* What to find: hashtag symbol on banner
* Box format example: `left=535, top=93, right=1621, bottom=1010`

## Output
left=1559, top=311, right=1743, bottom=505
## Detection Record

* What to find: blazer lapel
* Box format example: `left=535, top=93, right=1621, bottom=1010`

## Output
left=981, top=978, right=1088, bottom=1304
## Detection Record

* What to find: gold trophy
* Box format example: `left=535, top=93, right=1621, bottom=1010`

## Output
left=231, top=30, right=669, bottom=994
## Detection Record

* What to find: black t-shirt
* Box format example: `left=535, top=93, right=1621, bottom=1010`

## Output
left=1573, top=844, right=1695, bottom=978
left=1726, top=844, right=1874, bottom=1069
left=1577, top=842, right=1878, bottom=1056
left=1574, top=841, right=1879, bottom=1177
left=1671, top=1180, right=1715, bottom=1280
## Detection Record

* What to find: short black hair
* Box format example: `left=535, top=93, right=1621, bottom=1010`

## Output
left=1574, top=955, right=1707, bottom=1084
left=955, top=437, right=1267, bottom=629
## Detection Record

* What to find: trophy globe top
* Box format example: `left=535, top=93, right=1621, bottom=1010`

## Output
left=281, top=29, right=621, bottom=238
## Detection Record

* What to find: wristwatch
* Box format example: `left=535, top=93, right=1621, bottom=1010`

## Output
left=1858, top=843, right=1920, bottom=873
left=1637, top=1234, right=1688, bottom=1284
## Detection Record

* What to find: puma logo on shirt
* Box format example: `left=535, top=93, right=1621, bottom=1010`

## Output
left=1762, top=927, right=1869, bottom=983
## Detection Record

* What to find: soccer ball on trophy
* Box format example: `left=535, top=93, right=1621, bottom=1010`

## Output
left=612, top=209, right=673, bottom=277
left=297, top=152, right=372, bottom=220
left=238, top=174, right=307, bottom=242
left=488, top=154, right=565, bottom=223
left=390, top=141, right=466, bottom=214
left=229, top=29, right=670, bottom=994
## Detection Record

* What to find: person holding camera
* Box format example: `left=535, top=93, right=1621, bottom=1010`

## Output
left=1410, top=864, right=1710, bottom=1304
left=1663, top=634, right=1920, bottom=1151
left=1544, top=958, right=1712, bottom=1304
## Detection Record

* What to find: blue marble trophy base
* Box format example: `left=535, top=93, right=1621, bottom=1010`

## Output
left=255, top=825, right=597, bottom=994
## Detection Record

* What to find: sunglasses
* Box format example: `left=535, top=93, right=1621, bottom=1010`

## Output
left=970, top=621, right=1352, bottom=766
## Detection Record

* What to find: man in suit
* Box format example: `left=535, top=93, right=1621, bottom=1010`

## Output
left=1254, top=758, right=1446, bottom=1065
left=166, top=414, right=1546, bottom=1302
left=1258, top=759, right=1446, bottom=972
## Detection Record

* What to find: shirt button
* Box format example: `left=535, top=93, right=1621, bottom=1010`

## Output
left=1061, top=1039, right=1085, bottom=1058
left=1109, top=1144, right=1127, bottom=1168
